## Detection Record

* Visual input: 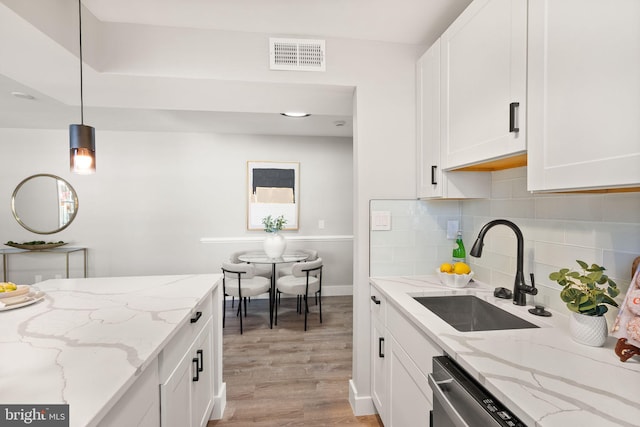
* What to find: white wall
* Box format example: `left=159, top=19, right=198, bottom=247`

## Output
left=0, top=129, right=353, bottom=290
left=462, top=167, right=640, bottom=325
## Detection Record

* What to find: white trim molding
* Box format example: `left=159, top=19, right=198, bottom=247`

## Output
left=200, top=235, right=354, bottom=244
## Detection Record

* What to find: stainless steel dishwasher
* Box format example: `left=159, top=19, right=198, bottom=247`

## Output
left=429, top=356, right=527, bottom=427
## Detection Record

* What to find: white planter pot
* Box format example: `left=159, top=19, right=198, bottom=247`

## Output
left=263, top=233, right=286, bottom=259
left=569, top=312, right=608, bottom=347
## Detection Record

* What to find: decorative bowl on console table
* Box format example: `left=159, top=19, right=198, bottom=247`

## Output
left=5, top=241, right=67, bottom=250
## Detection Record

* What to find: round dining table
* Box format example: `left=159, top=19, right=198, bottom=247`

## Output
left=237, top=251, right=309, bottom=328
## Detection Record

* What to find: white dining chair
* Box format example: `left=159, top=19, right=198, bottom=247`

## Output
left=275, top=258, right=323, bottom=331
left=277, top=249, right=321, bottom=305
left=230, top=250, right=272, bottom=278
left=278, top=249, right=318, bottom=277
left=221, top=262, right=271, bottom=334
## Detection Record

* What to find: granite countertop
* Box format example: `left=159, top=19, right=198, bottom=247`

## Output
left=0, top=274, right=221, bottom=427
left=370, top=275, right=640, bottom=427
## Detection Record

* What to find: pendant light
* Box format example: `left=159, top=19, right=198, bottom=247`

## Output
left=70, top=0, right=96, bottom=174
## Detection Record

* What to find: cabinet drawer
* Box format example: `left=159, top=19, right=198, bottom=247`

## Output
left=369, top=284, right=386, bottom=324
left=387, top=305, right=442, bottom=378
left=159, top=294, right=213, bottom=381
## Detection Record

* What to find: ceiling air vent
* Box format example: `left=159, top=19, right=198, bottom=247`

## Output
left=269, top=38, right=326, bottom=71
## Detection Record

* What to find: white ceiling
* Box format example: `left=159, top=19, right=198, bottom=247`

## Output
left=83, top=0, right=469, bottom=45
left=0, top=0, right=471, bottom=137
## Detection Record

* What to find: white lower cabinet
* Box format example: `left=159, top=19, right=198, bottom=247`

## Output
left=159, top=294, right=215, bottom=427
left=370, top=284, right=443, bottom=426
left=388, top=336, right=432, bottom=427
left=191, top=323, right=214, bottom=427
left=98, top=359, right=161, bottom=427
left=160, top=316, right=214, bottom=427
left=371, top=317, right=388, bottom=424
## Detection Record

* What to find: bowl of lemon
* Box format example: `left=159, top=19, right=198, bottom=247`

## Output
left=437, top=262, right=473, bottom=288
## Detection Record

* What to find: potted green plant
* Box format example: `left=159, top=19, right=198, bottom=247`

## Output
left=262, top=215, right=287, bottom=233
left=261, top=215, right=287, bottom=258
left=549, top=260, right=620, bottom=346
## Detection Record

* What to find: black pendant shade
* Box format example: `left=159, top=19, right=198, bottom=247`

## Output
left=70, top=124, right=95, bottom=174
left=70, top=0, right=96, bottom=174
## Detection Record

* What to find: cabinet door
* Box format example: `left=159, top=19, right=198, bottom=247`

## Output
left=388, top=336, right=432, bottom=427
left=441, top=0, right=527, bottom=170
left=371, top=318, right=388, bottom=425
left=527, top=0, right=640, bottom=191
left=417, top=39, right=443, bottom=198
left=160, top=352, right=192, bottom=427
left=191, top=320, right=214, bottom=427
left=418, top=39, right=492, bottom=199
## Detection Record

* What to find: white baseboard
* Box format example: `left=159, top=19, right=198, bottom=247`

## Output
left=210, top=382, right=226, bottom=420
left=349, top=379, right=377, bottom=416
left=322, top=285, right=352, bottom=296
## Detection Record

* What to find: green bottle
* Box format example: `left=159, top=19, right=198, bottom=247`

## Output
left=452, top=231, right=466, bottom=264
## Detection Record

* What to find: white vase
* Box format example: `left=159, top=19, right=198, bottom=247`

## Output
left=569, top=312, right=608, bottom=347
left=263, top=232, right=286, bottom=259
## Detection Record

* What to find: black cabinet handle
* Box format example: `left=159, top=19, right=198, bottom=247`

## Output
left=192, top=358, right=200, bottom=381
left=197, top=349, right=204, bottom=372
left=370, top=295, right=381, bottom=305
left=431, top=165, right=437, bottom=185
left=378, top=337, right=385, bottom=358
left=190, top=311, right=202, bottom=323
left=509, top=102, right=520, bottom=133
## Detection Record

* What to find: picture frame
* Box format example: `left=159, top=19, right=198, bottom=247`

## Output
left=247, top=161, right=299, bottom=230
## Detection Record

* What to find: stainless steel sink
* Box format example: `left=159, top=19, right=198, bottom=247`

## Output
left=413, top=295, right=539, bottom=332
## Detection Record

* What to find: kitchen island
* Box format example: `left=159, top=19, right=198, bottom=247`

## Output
left=0, top=274, right=225, bottom=427
left=370, top=275, right=640, bottom=427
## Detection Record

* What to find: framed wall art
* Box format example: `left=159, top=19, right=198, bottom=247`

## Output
left=247, top=161, right=299, bottom=230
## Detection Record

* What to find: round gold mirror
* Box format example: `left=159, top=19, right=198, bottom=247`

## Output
left=11, top=174, right=79, bottom=234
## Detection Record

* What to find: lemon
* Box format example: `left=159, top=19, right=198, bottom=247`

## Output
left=4, top=282, right=17, bottom=291
left=453, top=262, right=471, bottom=275
left=439, top=263, right=453, bottom=273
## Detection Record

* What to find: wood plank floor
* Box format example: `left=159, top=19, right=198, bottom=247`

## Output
left=208, top=295, right=382, bottom=426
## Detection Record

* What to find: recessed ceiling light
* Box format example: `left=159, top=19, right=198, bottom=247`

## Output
left=280, top=112, right=311, bottom=118
left=11, top=91, right=35, bottom=100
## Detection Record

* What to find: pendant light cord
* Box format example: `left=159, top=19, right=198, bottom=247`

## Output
left=78, top=0, right=84, bottom=125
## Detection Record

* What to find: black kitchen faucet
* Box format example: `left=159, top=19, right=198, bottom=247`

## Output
left=469, top=219, right=538, bottom=306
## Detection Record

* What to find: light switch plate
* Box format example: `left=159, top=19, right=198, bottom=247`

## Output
left=447, top=220, right=459, bottom=239
left=371, top=211, right=391, bottom=231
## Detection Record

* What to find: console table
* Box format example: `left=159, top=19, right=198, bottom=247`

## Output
left=0, top=246, right=88, bottom=282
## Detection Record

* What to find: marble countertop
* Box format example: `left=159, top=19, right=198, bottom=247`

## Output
left=370, top=275, right=640, bottom=427
left=0, top=274, right=221, bottom=427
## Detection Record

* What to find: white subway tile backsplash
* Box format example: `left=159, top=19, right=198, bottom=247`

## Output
left=490, top=199, right=535, bottom=219
left=602, top=194, right=640, bottom=223
left=533, top=241, right=602, bottom=267
left=491, top=180, right=512, bottom=199
left=564, top=221, right=598, bottom=247
left=535, top=195, right=603, bottom=221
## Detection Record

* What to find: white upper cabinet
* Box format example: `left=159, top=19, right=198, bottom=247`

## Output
left=440, top=0, right=527, bottom=170
left=527, top=0, right=640, bottom=192
left=417, top=39, right=490, bottom=199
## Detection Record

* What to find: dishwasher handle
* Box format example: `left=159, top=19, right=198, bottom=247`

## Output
left=428, top=373, right=469, bottom=427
